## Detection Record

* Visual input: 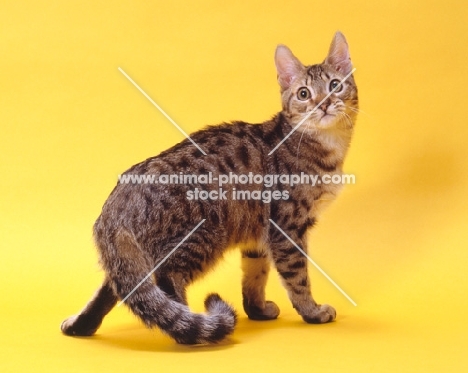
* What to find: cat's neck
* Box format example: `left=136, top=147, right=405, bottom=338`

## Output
left=275, top=112, right=353, bottom=170
left=309, top=126, right=353, bottom=164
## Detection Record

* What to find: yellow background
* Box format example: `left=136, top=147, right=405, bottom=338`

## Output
left=1, top=1, right=467, bottom=372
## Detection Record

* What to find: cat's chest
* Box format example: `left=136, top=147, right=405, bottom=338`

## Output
left=310, top=173, right=344, bottom=218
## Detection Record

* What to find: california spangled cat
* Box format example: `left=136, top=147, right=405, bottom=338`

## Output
left=61, top=31, right=358, bottom=344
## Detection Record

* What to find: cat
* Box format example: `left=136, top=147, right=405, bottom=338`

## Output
left=61, top=31, right=358, bottom=345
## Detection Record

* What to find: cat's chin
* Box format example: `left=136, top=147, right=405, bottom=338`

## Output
left=306, top=115, right=339, bottom=131
left=318, top=114, right=338, bottom=128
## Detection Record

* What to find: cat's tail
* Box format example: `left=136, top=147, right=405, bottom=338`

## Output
left=99, top=229, right=237, bottom=344
left=120, top=284, right=237, bottom=344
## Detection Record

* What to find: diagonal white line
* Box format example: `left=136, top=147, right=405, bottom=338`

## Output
left=268, top=68, right=356, bottom=155
left=118, top=67, right=207, bottom=156
left=269, top=218, right=357, bottom=306
left=117, top=219, right=206, bottom=307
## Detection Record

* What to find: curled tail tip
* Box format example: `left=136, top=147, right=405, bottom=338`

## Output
left=205, top=293, right=238, bottom=322
left=200, top=293, right=237, bottom=344
left=204, top=292, right=223, bottom=306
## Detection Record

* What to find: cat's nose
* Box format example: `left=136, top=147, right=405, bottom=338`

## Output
left=320, top=103, right=328, bottom=112
left=319, top=98, right=331, bottom=113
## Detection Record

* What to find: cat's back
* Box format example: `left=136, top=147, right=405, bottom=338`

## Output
left=93, top=118, right=284, bottom=242
left=111, top=116, right=291, bottom=191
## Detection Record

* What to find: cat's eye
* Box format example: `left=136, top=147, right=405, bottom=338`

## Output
left=329, top=79, right=343, bottom=93
left=297, top=87, right=311, bottom=101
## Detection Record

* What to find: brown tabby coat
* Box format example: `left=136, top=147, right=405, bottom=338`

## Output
left=61, top=32, right=358, bottom=344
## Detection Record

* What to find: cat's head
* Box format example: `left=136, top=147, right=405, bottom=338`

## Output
left=275, top=32, right=358, bottom=134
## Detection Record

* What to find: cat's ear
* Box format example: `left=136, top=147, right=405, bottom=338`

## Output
left=324, top=31, right=352, bottom=75
left=275, top=45, right=303, bottom=91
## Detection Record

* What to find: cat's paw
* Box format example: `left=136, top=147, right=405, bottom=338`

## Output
left=61, top=315, right=100, bottom=336
left=245, top=300, right=280, bottom=321
left=302, top=304, right=336, bottom=324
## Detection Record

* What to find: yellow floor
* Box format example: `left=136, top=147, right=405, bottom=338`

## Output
left=1, top=1, right=467, bottom=372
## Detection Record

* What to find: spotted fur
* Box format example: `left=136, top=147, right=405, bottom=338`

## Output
left=61, top=32, right=358, bottom=344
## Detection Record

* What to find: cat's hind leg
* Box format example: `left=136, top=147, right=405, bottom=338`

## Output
left=241, top=249, right=280, bottom=320
left=155, top=272, right=188, bottom=305
left=61, top=277, right=118, bottom=336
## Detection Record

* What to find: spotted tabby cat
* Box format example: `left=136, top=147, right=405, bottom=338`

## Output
left=61, top=32, right=358, bottom=344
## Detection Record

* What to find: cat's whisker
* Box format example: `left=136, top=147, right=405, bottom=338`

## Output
left=296, top=128, right=306, bottom=161
left=296, top=115, right=313, bottom=162
left=338, top=112, right=354, bottom=129
left=345, top=113, right=355, bottom=129
left=348, top=106, right=372, bottom=119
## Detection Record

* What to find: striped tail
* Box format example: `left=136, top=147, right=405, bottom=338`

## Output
left=113, top=275, right=237, bottom=344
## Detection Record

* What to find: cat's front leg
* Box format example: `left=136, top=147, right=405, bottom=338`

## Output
left=269, top=228, right=336, bottom=324
left=241, top=249, right=280, bottom=320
